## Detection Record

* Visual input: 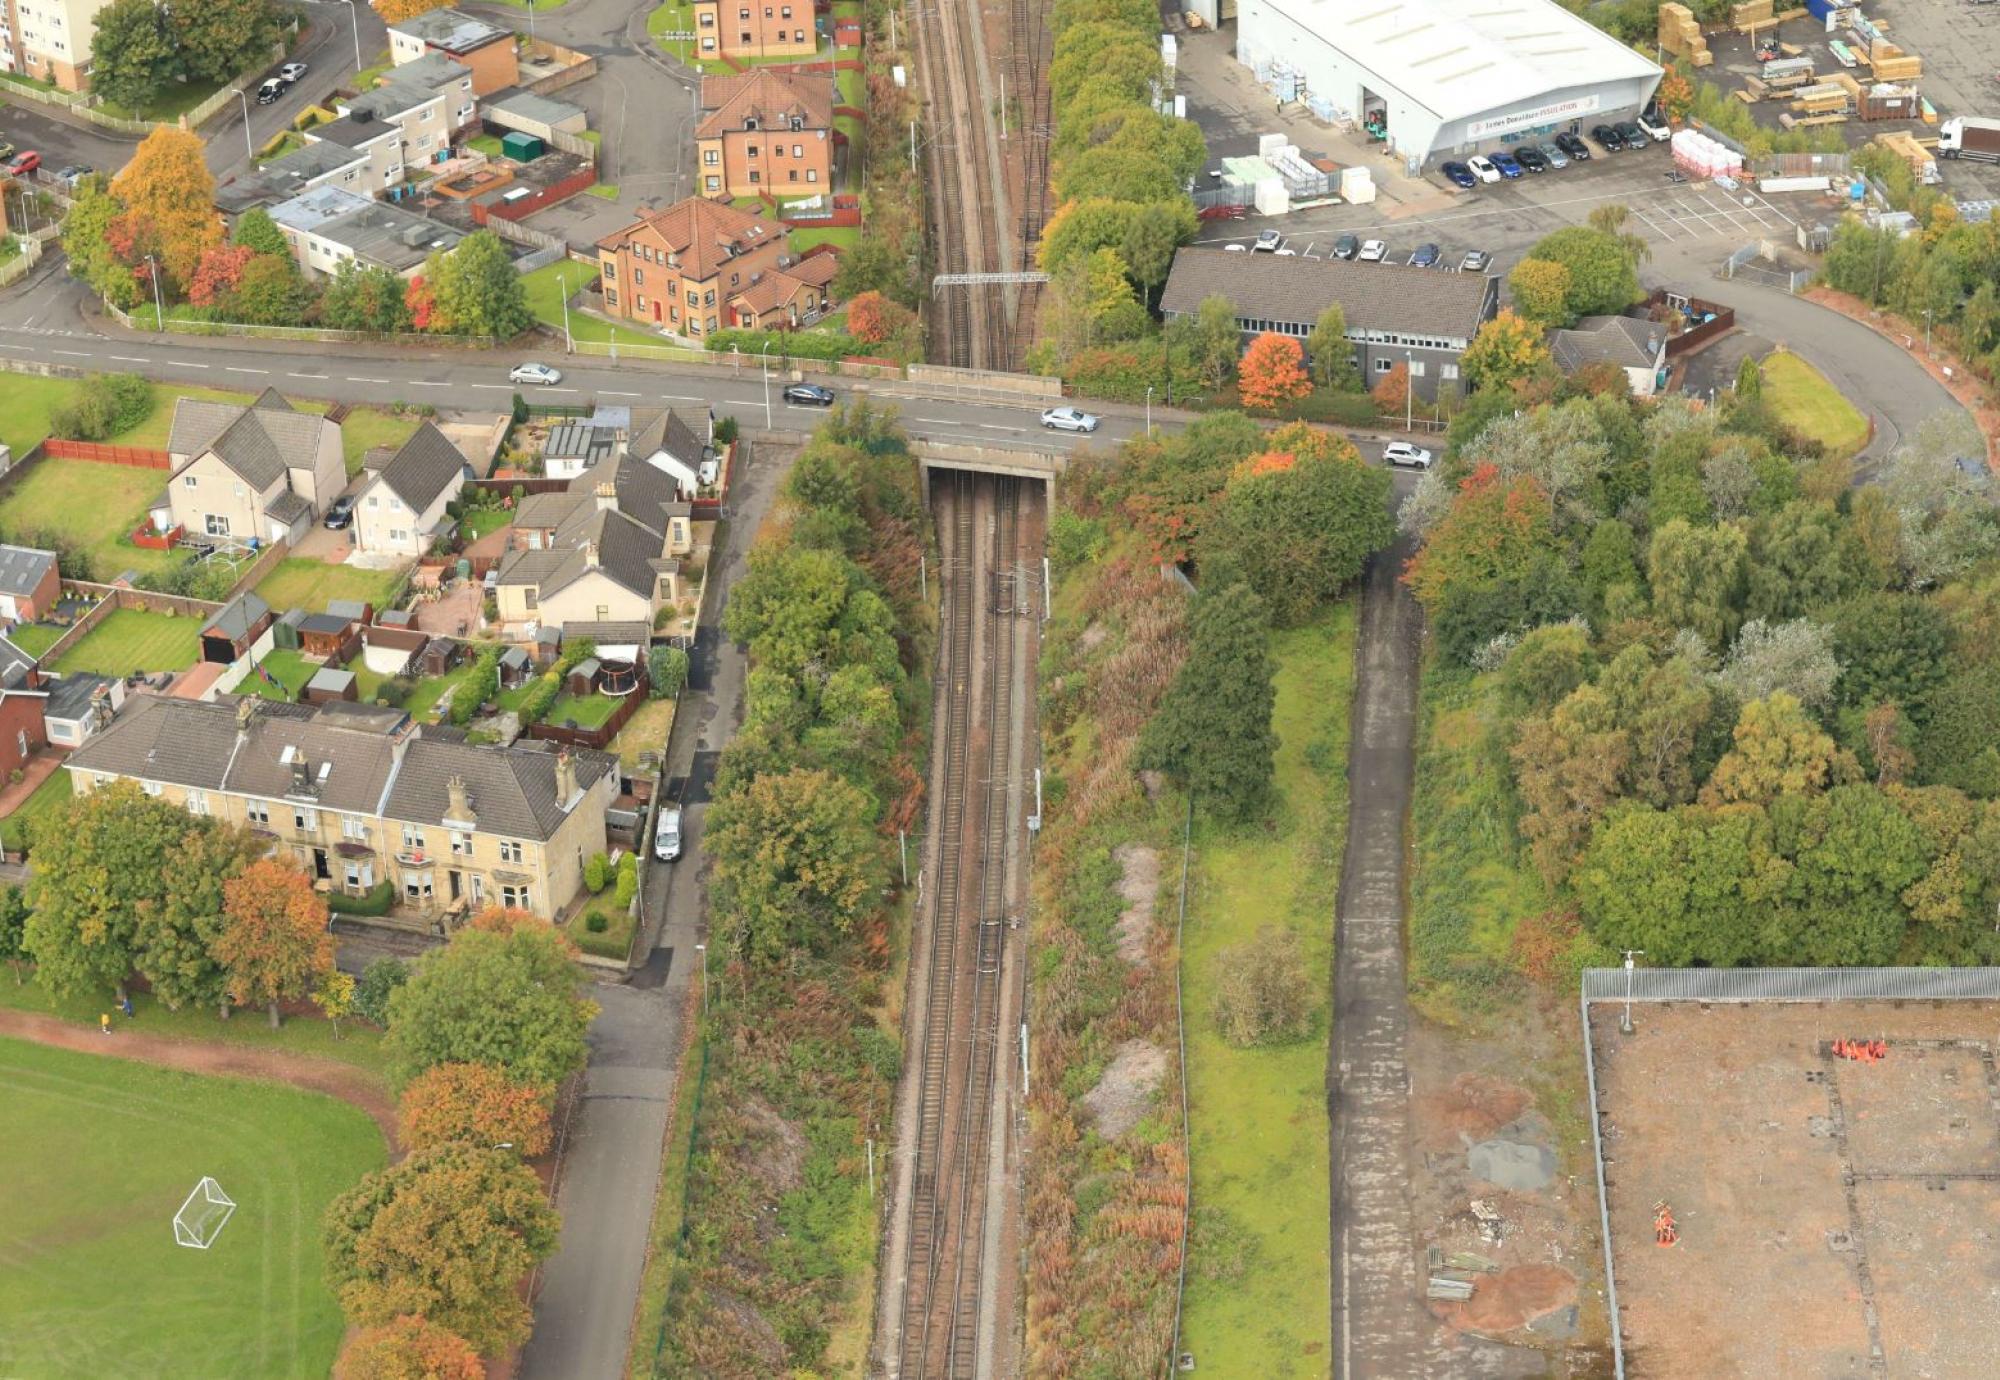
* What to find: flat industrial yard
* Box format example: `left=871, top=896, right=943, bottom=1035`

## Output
left=1590, top=1001, right=2000, bottom=1379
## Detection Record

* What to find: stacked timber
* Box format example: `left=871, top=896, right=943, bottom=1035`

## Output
left=1659, top=4, right=1713, bottom=65
left=1868, top=40, right=1921, bottom=81
left=1731, top=0, right=1774, bottom=29
left=1876, top=129, right=1937, bottom=183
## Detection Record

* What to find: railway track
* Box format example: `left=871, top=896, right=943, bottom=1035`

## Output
left=889, top=470, right=1036, bottom=1378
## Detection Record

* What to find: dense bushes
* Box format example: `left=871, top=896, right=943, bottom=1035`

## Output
left=50, top=371, right=152, bottom=441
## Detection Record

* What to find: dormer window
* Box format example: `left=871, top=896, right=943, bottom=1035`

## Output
left=743, top=116, right=758, bottom=131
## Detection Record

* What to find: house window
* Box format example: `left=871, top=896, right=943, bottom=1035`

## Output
left=746, top=145, right=758, bottom=158
left=501, top=882, right=531, bottom=910
left=1375, top=358, right=1393, bottom=373
left=788, top=169, right=798, bottom=183
left=634, top=268, right=644, bottom=286
left=523, top=589, right=538, bottom=611
left=186, top=790, right=207, bottom=816
left=1441, top=362, right=1460, bottom=380
left=246, top=801, right=270, bottom=827
left=367, top=496, right=378, bottom=507
left=402, top=824, right=425, bottom=852
left=345, top=861, right=372, bottom=891
left=343, top=814, right=367, bottom=840
left=606, top=290, right=619, bottom=307
left=705, top=175, right=720, bottom=191
left=182, top=475, right=197, bottom=488
left=143, top=782, right=163, bottom=796
left=470, top=874, right=485, bottom=905
left=13, top=729, right=24, bottom=760
left=404, top=874, right=434, bottom=903
left=704, top=149, right=718, bottom=165
left=1408, top=360, right=1426, bottom=378
left=792, top=144, right=803, bottom=158
left=749, top=170, right=760, bottom=184
left=637, top=295, right=648, bottom=311
left=499, top=840, right=524, bottom=864
left=602, top=261, right=615, bottom=279
left=205, top=514, right=230, bottom=537
left=293, top=807, right=317, bottom=832
left=807, top=169, right=818, bottom=182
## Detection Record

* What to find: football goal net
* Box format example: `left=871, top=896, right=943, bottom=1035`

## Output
left=173, top=1177, right=236, bottom=1250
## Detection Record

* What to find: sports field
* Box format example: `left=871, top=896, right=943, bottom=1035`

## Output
left=0, top=1037, right=386, bottom=1378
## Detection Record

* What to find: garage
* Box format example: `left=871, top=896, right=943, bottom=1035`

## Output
left=1234, top=0, right=1662, bottom=169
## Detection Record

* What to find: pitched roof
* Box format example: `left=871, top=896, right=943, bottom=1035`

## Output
left=628, top=407, right=705, bottom=468
left=384, top=734, right=615, bottom=840
left=569, top=451, right=682, bottom=535
left=0, top=543, right=56, bottom=598
left=696, top=69, right=834, bottom=138
left=494, top=505, right=666, bottom=602
left=66, top=695, right=244, bottom=788
left=204, top=591, right=273, bottom=643
left=267, top=490, right=311, bottom=525
left=167, top=394, right=333, bottom=490
left=597, top=196, right=786, bottom=282
left=375, top=422, right=467, bottom=515
left=561, top=619, right=653, bottom=649
left=1159, top=247, right=1496, bottom=341
left=1549, top=315, right=1667, bottom=373
left=0, top=635, right=32, bottom=690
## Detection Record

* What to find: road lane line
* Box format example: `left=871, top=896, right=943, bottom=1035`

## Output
left=660, top=394, right=704, bottom=402
left=976, top=424, right=1025, bottom=432
left=52, top=349, right=92, bottom=357
left=346, top=376, right=390, bottom=383
left=288, top=372, right=325, bottom=379
left=226, top=367, right=268, bottom=375
left=602, top=390, right=640, bottom=397
left=470, top=383, right=512, bottom=390
left=544, top=387, right=578, bottom=393
left=409, top=380, right=446, bottom=388
left=108, top=355, right=148, bottom=363
left=167, top=360, right=210, bottom=369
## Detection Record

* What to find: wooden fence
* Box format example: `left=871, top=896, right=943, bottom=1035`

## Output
left=472, top=166, right=599, bottom=225
left=42, top=439, right=174, bottom=469
left=35, top=583, right=227, bottom=667
left=525, top=682, right=647, bottom=750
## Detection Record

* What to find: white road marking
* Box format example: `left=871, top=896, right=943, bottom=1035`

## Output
left=227, top=367, right=268, bottom=375
left=660, top=394, right=704, bottom=402
left=470, top=383, right=512, bottom=390
left=288, top=372, right=325, bottom=379
left=976, top=423, right=1025, bottom=432
left=602, top=390, right=640, bottom=397
left=346, top=376, right=390, bottom=383
left=0, top=343, right=25, bottom=351
left=544, top=387, right=579, bottom=393
left=52, top=349, right=92, bottom=357
left=168, top=360, right=210, bottom=369
left=409, top=380, right=447, bottom=387
left=108, top=355, right=148, bottom=363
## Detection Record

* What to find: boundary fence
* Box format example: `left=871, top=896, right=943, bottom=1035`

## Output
left=0, top=235, right=43, bottom=290
left=1578, top=965, right=2000, bottom=1380
left=43, top=439, right=173, bottom=469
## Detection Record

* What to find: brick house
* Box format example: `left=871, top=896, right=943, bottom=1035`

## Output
left=695, top=70, right=835, bottom=200
left=595, top=196, right=836, bottom=338
left=388, top=7, right=520, bottom=96
left=0, top=637, right=47, bottom=781
left=0, top=544, right=60, bottom=625
left=692, top=0, right=814, bottom=61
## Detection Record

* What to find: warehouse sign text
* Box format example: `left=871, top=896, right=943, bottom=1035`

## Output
left=1467, top=95, right=1602, bottom=140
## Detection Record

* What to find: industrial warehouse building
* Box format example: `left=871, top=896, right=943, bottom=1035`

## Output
left=1232, top=0, right=1661, bottom=168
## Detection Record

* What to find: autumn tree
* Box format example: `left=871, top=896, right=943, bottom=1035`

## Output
left=133, top=824, right=265, bottom=1016
left=322, top=1145, right=559, bottom=1353
left=1461, top=309, right=1553, bottom=393
left=425, top=232, right=532, bottom=339
left=845, top=291, right=916, bottom=346
left=90, top=0, right=175, bottom=116
left=1402, top=466, right=1557, bottom=615
left=1507, top=257, right=1573, bottom=327
left=374, top=0, right=453, bottom=21
left=1371, top=360, right=1410, bottom=415
left=337, top=1316, right=485, bottom=1380
left=1142, top=583, right=1277, bottom=822
left=230, top=252, right=315, bottom=326
left=216, top=859, right=336, bottom=1028
left=707, top=766, right=882, bottom=963
left=1212, top=925, right=1313, bottom=1046
left=386, top=924, right=595, bottom=1088
left=316, top=970, right=357, bottom=1039
left=1700, top=692, right=1850, bottom=807
left=1305, top=303, right=1358, bottom=392
left=320, top=261, right=415, bottom=334
left=110, top=127, right=222, bottom=287
left=398, top=1063, right=556, bottom=1157
left=1236, top=331, right=1310, bottom=411
left=187, top=244, right=254, bottom=308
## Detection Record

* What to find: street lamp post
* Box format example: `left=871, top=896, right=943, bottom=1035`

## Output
left=143, top=253, right=164, bottom=331
left=1620, top=950, right=1645, bottom=1034
left=558, top=269, right=571, bottom=353
left=695, top=942, right=709, bottom=1017
left=233, top=87, right=255, bottom=165
left=337, top=0, right=362, bottom=69
left=1404, top=350, right=1413, bottom=432
left=761, top=342, right=772, bottom=431
left=1145, top=384, right=1153, bottom=435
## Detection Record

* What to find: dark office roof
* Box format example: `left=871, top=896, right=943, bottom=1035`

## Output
left=215, top=141, right=372, bottom=215
left=1549, top=315, right=1666, bottom=373
left=385, top=734, right=613, bottom=839
left=1159, top=247, right=1495, bottom=340
left=0, top=543, right=56, bottom=598
left=375, top=422, right=467, bottom=514
left=204, top=591, right=273, bottom=643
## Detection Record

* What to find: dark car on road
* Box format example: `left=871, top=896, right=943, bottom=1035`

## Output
left=323, top=496, right=356, bottom=530
left=1513, top=144, right=1548, bottom=173
left=1614, top=120, right=1649, bottom=149
left=1592, top=123, right=1627, bottom=152
left=1555, top=131, right=1592, bottom=161
left=1332, top=234, right=1360, bottom=259
left=1440, top=160, right=1478, bottom=189
left=783, top=383, right=836, bottom=406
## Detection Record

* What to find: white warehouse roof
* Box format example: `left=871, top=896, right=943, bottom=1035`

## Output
left=1259, top=0, right=1660, bottom=124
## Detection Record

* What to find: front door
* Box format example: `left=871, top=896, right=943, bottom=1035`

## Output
left=448, top=870, right=462, bottom=902
left=653, top=300, right=662, bottom=323
left=312, top=848, right=330, bottom=880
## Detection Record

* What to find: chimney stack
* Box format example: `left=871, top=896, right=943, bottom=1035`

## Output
left=594, top=480, right=617, bottom=512
left=555, top=750, right=577, bottom=808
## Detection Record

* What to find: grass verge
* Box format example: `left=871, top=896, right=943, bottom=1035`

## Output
left=0, top=767, right=75, bottom=853
left=1759, top=350, right=1870, bottom=459
left=517, top=261, right=669, bottom=348
left=1179, top=603, right=1355, bottom=1369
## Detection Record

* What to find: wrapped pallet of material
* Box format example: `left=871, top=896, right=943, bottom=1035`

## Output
left=1731, top=0, right=1774, bottom=28
left=1337, top=165, right=1376, bottom=205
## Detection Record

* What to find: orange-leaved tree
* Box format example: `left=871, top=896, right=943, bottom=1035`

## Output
left=1236, top=331, right=1311, bottom=411
left=398, top=1062, right=556, bottom=1157
left=1371, top=360, right=1410, bottom=414
left=109, top=126, right=221, bottom=289
left=374, top=0, right=452, bottom=22
left=216, top=858, right=334, bottom=1028
left=1460, top=309, right=1553, bottom=394
left=846, top=290, right=915, bottom=345
left=336, top=1315, right=485, bottom=1380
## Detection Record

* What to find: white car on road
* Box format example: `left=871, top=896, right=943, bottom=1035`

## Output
left=509, top=362, right=562, bottom=385
left=1040, top=406, right=1099, bottom=433
left=1466, top=155, right=1502, bottom=184
left=1384, top=442, right=1435, bottom=469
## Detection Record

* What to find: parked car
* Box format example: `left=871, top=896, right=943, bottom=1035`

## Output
left=4, top=151, right=41, bottom=176
left=1358, top=239, right=1388, bottom=261
left=1555, top=131, right=1592, bottom=161
left=654, top=806, right=683, bottom=863
left=1614, top=120, right=1649, bottom=149
left=1458, top=249, right=1491, bottom=272
left=1466, top=154, right=1501, bottom=184
left=0, top=141, right=14, bottom=162
left=1592, top=123, right=1627, bottom=152
left=1384, top=442, right=1435, bottom=469
left=1441, top=160, right=1478, bottom=189
left=257, top=78, right=285, bottom=104
left=278, top=61, right=308, bottom=83
left=1223, top=243, right=1248, bottom=252
left=509, top=362, right=562, bottom=385
left=1253, top=228, right=1284, bottom=252
left=53, top=165, right=92, bottom=190
left=1408, top=242, right=1441, bottom=268
left=1637, top=107, right=1670, bottom=142
left=1491, top=151, right=1524, bottom=179
left=783, top=382, right=835, bottom=406
left=1040, top=405, right=1099, bottom=433
left=1539, top=141, right=1569, bottom=170
left=1513, top=144, right=1548, bottom=173
left=1333, top=233, right=1360, bottom=260
left=323, top=495, right=357, bottom=530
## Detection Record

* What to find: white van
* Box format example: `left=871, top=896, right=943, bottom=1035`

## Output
left=654, top=806, right=682, bottom=862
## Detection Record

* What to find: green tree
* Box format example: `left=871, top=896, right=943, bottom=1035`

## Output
left=723, top=545, right=897, bottom=682
left=322, top=1145, right=559, bottom=1353
left=230, top=253, right=315, bottom=325
left=1831, top=591, right=1951, bottom=720
left=646, top=645, right=689, bottom=698
left=1648, top=518, right=1748, bottom=649
left=171, top=0, right=284, bottom=83
left=1506, top=258, right=1573, bottom=327
left=1498, top=621, right=1599, bottom=716
left=1916, top=658, right=2000, bottom=797
left=1579, top=518, right=1643, bottom=617
left=1175, top=293, right=1242, bottom=391
left=353, top=957, right=410, bottom=1027
left=1766, top=784, right=1928, bottom=964
left=1573, top=802, right=1778, bottom=966
left=1746, top=501, right=1872, bottom=621
left=1142, top=583, right=1277, bottom=822
left=1522, top=225, right=1642, bottom=318
left=1460, top=309, right=1553, bottom=393
left=231, top=207, right=291, bottom=259
left=707, top=766, right=882, bottom=962
left=62, top=184, right=137, bottom=306
left=23, top=783, right=204, bottom=1001
left=450, top=649, right=499, bottom=726
left=385, top=925, right=598, bottom=1088
left=1119, top=200, right=1193, bottom=294
left=1734, top=354, right=1763, bottom=400
left=0, top=885, right=27, bottom=984
left=133, top=824, right=264, bottom=1016
left=90, top=0, right=175, bottom=116
left=319, top=261, right=415, bottom=334
left=833, top=235, right=917, bottom=306
left=1305, top=302, right=1358, bottom=392
left=424, top=232, right=532, bottom=339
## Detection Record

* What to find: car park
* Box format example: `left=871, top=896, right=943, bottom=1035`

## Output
left=1333, top=234, right=1360, bottom=260
left=323, top=496, right=356, bottom=530
left=257, top=78, right=285, bottom=104
left=4, top=151, right=40, bottom=176
left=509, top=362, right=562, bottom=385
left=278, top=61, right=308, bottom=83
left=1254, top=228, right=1284, bottom=252
left=1040, top=406, right=1099, bottom=433
left=1513, top=145, right=1548, bottom=174
left=1555, top=131, right=1592, bottom=161
left=1592, top=123, right=1626, bottom=152
left=1491, top=151, right=1524, bottom=179
left=784, top=382, right=835, bottom=406
left=1408, top=242, right=1441, bottom=268
left=1441, top=160, right=1478, bottom=189
left=1384, top=442, right=1435, bottom=469
left=654, top=806, right=683, bottom=863
left=1458, top=249, right=1491, bottom=272
left=1539, top=142, right=1568, bottom=170
left=1358, top=239, right=1388, bottom=261
left=1614, top=120, right=1648, bottom=149
left=1466, top=154, right=1501, bottom=184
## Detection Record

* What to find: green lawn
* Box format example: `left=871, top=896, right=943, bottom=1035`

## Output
left=564, top=902, right=635, bottom=960
left=547, top=691, right=622, bottom=729
left=518, top=261, right=671, bottom=347
left=1760, top=350, right=1870, bottom=459
left=0, top=765, right=76, bottom=853
left=467, top=132, right=506, bottom=158
left=609, top=695, right=675, bottom=769
left=338, top=407, right=421, bottom=477
left=405, top=661, right=482, bottom=723
left=0, top=1036, right=385, bottom=1379
left=835, top=66, right=864, bottom=107
left=586, top=183, right=621, bottom=200
left=254, top=559, right=406, bottom=614
left=52, top=608, right=201, bottom=677
left=1180, top=604, right=1354, bottom=1371
left=244, top=648, right=316, bottom=700
left=7, top=622, right=64, bottom=658
left=97, top=73, right=225, bottom=123
left=792, top=223, right=860, bottom=254
left=460, top=508, right=513, bottom=541
left=0, top=374, right=75, bottom=458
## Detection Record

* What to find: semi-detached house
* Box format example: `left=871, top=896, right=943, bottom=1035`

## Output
left=161, top=391, right=345, bottom=546
left=352, top=422, right=472, bottom=558
left=66, top=696, right=617, bottom=921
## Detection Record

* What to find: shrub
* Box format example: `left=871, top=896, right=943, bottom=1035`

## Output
left=51, top=371, right=153, bottom=441
left=352, top=956, right=409, bottom=1026
left=647, top=644, right=689, bottom=698
left=714, top=415, right=740, bottom=445
left=331, top=881, right=397, bottom=917
left=584, top=911, right=609, bottom=934
left=613, top=853, right=637, bottom=910
left=583, top=852, right=609, bottom=894
left=704, top=327, right=858, bottom=361
left=1211, top=925, right=1313, bottom=1046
